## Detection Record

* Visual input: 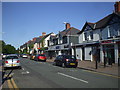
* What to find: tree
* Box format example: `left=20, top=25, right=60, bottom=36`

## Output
left=3, top=44, right=16, bottom=54
left=23, top=47, right=27, bottom=54
left=0, top=40, right=16, bottom=54
left=0, top=40, right=5, bottom=54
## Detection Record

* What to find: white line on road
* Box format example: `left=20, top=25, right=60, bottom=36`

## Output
left=22, top=71, right=30, bottom=74
left=26, top=71, right=30, bottom=74
left=57, top=72, right=88, bottom=83
left=22, top=68, right=25, bottom=70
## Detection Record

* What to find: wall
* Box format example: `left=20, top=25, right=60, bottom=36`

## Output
left=76, top=47, right=82, bottom=60
left=85, top=47, right=92, bottom=60
left=93, top=29, right=100, bottom=41
left=101, top=27, right=108, bottom=40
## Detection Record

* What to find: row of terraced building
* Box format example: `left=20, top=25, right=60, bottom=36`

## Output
left=20, top=2, right=120, bottom=66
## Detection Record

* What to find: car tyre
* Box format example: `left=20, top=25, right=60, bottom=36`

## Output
left=18, top=66, right=22, bottom=69
left=55, top=62, right=57, bottom=66
left=4, top=67, right=7, bottom=70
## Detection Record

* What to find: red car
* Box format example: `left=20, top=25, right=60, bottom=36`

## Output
left=34, top=54, right=46, bottom=62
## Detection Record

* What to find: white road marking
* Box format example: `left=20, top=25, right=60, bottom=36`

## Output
left=10, top=73, right=14, bottom=76
left=22, top=71, right=30, bottom=74
left=22, top=68, right=25, bottom=70
left=58, top=72, right=88, bottom=83
left=26, top=71, right=30, bottom=74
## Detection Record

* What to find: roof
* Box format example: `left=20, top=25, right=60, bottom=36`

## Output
left=35, top=37, right=42, bottom=43
left=35, top=33, right=52, bottom=43
left=59, top=27, right=80, bottom=37
left=78, top=12, right=120, bottom=34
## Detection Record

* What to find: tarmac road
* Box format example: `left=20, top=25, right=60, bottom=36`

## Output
left=2, top=57, right=119, bottom=89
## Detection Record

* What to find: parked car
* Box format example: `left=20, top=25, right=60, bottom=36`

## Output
left=34, top=54, right=46, bottom=62
left=2, top=54, right=8, bottom=59
left=3, top=54, right=21, bottom=69
left=54, top=55, right=78, bottom=68
left=22, top=54, right=28, bottom=58
left=30, top=54, right=36, bottom=60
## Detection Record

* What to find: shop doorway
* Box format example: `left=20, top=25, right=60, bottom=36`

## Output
left=82, top=47, right=85, bottom=60
left=103, top=45, right=115, bottom=65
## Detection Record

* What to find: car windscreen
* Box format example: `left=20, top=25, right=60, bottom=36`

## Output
left=65, top=55, right=76, bottom=59
left=6, top=56, right=18, bottom=59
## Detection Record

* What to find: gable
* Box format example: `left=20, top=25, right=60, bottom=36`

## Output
left=84, top=25, right=93, bottom=31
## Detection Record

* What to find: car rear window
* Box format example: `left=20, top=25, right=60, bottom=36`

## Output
left=39, top=54, right=45, bottom=56
left=6, top=56, right=18, bottom=59
left=65, top=55, right=76, bottom=59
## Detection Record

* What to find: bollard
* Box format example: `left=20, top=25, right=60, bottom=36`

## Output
left=104, top=56, right=106, bottom=68
left=95, top=59, right=98, bottom=69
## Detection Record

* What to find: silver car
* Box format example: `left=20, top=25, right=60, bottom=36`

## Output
left=4, top=55, right=21, bottom=69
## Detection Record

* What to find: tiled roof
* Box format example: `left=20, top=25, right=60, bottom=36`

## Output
left=78, top=12, right=120, bottom=34
left=35, top=33, right=52, bottom=43
left=59, top=27, right=80, bottom=37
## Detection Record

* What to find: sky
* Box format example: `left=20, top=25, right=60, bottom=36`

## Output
left=2, top=2, right=115, bottom=49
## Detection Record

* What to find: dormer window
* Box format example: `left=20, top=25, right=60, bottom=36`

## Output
left=118, top=29, right=120, bottom=36
left=90, top=31, right=93, bottom=40
left=84, top=32, right=87, bottom=40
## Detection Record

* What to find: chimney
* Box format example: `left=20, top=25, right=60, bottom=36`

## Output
left=66, top=23, right=71, bottom=30
left=114, top=1, right=120, bottom=13
left=42, top=32, right=46, bottom=36
left=33, top=37, right=37, bottom=41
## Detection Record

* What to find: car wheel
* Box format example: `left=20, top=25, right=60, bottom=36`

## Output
left=54, top=62, right=57, bottom=66
left=4, top=67, right=7, bottom=70
left=18, top=66, right=22, bottom=69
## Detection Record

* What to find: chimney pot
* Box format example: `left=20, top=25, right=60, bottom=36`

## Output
left=66, top=23, right=71, bottom=30
left=114, top=1, right=120, bottom=13
left=42, top=32, right=46, bottom=36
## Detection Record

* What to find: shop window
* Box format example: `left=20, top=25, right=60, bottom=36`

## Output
left=118, top=44, right=120, bottom=58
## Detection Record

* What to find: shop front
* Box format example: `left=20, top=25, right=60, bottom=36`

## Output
left=116, top=41, right=120, bottom=66
left=101, top=40, right=117, bottom=65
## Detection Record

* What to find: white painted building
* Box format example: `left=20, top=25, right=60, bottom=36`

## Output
left=75, top=12, right=120, bottom=65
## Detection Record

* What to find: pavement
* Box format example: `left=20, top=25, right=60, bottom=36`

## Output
left=47, top=58, right=119, bottom=77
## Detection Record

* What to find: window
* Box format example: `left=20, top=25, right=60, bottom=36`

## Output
left=90, top=31, right=93, bottom=39
left=118, top=29, right=120, bottom=36
left=62, top=36, right=67, bottom=44
left=47, top=40, right=50, bottom=46
left=84, top=32, right=87, bottom=40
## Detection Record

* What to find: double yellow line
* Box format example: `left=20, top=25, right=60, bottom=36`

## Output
left=4, top=75, right=19, bottom=89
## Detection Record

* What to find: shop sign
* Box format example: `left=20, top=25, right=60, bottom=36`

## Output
left=56, top=46, right=60, bottom=49
left=64, top=45, right=69, bottom=48
left=116, top=41, right=120, bottom=44
left=101, top=40, right=114, bottom=44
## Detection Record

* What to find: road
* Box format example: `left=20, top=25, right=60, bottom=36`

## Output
left=2, top=57, right=119, bottom=88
